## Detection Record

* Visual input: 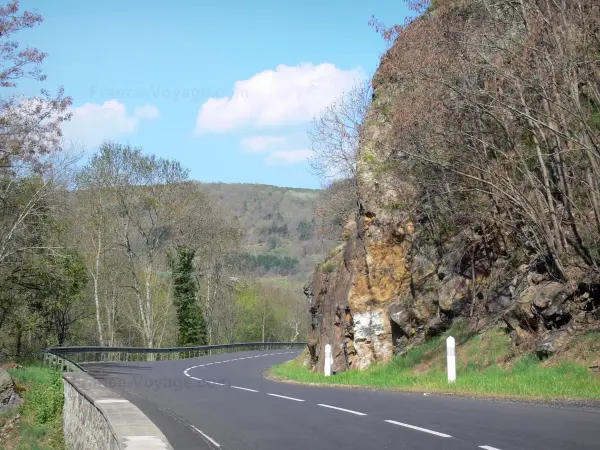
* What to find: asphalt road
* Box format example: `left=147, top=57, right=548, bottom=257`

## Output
left=86, top=350, right=599, bottom=450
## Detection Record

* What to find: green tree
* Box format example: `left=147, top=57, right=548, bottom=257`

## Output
left=168, top=246, right=206, bottom=346
left=297, top=220, right=314, bottom=241
left=234, top=280, right=279, bottom=342
left=44, top=248, right=90, bottom=346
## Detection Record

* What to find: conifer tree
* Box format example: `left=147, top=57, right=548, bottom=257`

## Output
left=169, top=246, right=206, bottom=346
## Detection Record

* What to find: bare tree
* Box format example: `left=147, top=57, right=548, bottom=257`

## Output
left=314, top=178, right=357, bottom=243
left=0, top=1, right=72, bottom=268
left=192, top=197, right=243, bottom=345
left=79, top=142, right=207, bottom=347
left=370, top=0, right=600, bottom=284
left=308, top=80, right=372, bottom=185
left=308, top=80, right=371, bottom=245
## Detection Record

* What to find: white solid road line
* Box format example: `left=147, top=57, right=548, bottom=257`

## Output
left=231, top=386, right=259, bottom=392
left=479, top=446, right=501, bottom=450
left=267, top=393, right=305, bottom=402
left=190, top=425, right=221, bottom=447
left=385, top=420, right=452, bottom=438
left=317, top=404, right=367, bottom=416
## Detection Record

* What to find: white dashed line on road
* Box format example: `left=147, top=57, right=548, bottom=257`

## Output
left=267, top=393, right=305, bottom=402
left=180, top=351, right=504, bottom=449
left=385, top=420, right=452, bottom=438
left=317, top=404, right=367, bottom=416
left=231, top=386, right=259, bottom=392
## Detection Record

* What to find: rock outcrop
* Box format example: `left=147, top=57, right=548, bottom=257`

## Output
left=0, top=368, right=22, bottom=413
left=307, top=202, right=600, bottom=373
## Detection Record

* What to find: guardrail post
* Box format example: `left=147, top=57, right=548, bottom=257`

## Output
left=324, top=344, right=332, bottom=377
left=447, top=336, right=456, bottom=383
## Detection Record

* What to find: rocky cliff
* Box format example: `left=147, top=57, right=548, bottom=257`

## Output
left=305, top=0, right=600, bottom=373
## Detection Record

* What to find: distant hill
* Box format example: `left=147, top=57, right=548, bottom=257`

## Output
left=195, top=182, right=333, bottom=282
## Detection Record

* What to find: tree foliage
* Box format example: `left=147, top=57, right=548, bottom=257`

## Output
left=168, top=246, right=206, bottom=346
left=234, top=253, right=299, bottom=276
left=0, top=1, right=79, bottom=358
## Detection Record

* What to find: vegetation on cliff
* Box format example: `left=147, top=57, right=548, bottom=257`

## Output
left=305, top=0, right=600, bottom=375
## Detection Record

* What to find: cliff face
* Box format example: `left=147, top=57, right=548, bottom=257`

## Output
left=306, top=1, right=600, bottom=373
left=305, top=209, right=413, bottom=372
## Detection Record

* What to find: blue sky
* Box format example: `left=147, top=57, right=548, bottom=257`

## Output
left=18, top=0, right=410, bottom=188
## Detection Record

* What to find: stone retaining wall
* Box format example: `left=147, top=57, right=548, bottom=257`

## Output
left=62, top=372, right=172, bottom=450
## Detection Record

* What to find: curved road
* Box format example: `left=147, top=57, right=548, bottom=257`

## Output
left=86, top=350, right=599, bottom=450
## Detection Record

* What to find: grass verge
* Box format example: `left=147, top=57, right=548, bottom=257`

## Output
left=271, top=327, right=600, bottom=402
left=1, top=365, right=64, bottom=450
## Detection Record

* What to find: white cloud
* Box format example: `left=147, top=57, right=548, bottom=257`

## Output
left=241, top=135, right=287, bottom=153
left=61, top=100, right=159, bottom=149
left=265, top=149, right=313, bottom=166
left=134, top=104, right=160, bottom=120
left=196, top=63, right=364, bottom=133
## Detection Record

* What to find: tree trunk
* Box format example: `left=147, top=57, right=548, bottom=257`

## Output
left=105, top=288, right=117, bottom=346
left=469, top=249, right=476, bottom=318
left=123, top=220, right=149, bottom=346
left=144, top=259, right=154, bottom=348
left=261, top=297, right=266, bottom=342
left=15, top=322, right=22, bottom=358
left=93, top=221, right=104, bottom=346
left=206, top=275, right=212, bottom=345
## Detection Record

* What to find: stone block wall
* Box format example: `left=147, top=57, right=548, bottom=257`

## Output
left=62, top=372, right=172, bottom=450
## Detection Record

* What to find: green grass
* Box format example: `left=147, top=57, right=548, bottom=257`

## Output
left=272, top=327, right=600, bottom=401
left=266, top=242, right=294, bottom=258
left=261, top=277, right=304, bottom=288
left=2, top=365, right=64, bottom=450
left=320, top=260, right=337, bottom=274
left=282, top=189, right=319, bottom=200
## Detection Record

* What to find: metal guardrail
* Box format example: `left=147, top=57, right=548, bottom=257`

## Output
left=42, top=342, right=307, bottom=372
left=42, top=351, right=86, bottom=373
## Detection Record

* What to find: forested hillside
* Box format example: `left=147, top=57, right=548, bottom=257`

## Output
left=196, top=182, right=333, bottom=281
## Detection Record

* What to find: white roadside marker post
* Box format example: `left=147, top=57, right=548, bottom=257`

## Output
left=324, top=344, right=332, bottom=377
left=447, top=336, right=456, bottom=383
